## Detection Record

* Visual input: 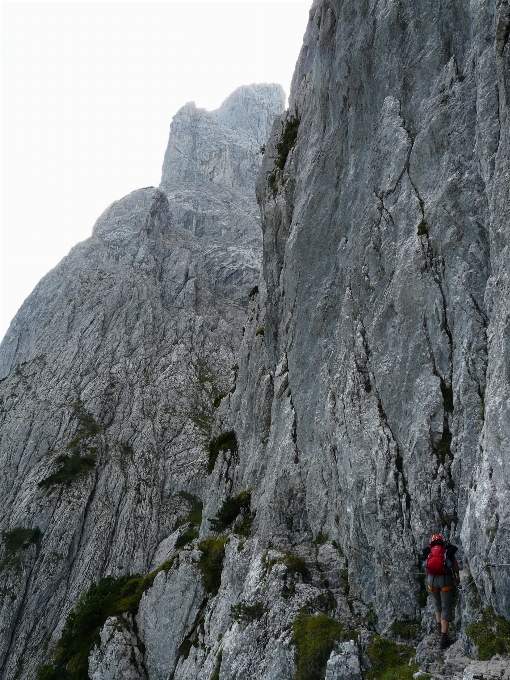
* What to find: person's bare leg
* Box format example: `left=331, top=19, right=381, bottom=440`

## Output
left=441, top=620, right=449, bottom=634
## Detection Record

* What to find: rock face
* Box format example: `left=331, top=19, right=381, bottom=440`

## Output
left=1, top=1, right=510, bottom=679
left=0, top=85, right=284, bottom=680
left=227, top=0, right=510, bottom=625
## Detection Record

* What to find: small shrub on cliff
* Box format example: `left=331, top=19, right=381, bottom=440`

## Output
left=268, top=172, right=278, bottom=196
left=207, top=431, right=238, bottom=474
left=38, top=454, right=96, bottom=488
left=417, top=220, right=429, bottom=236
left=275, top=116, right=300, bottom=170
left=230, top=600, right=266, bottom=623
left=197, top=536, right=228, bottom=596
left=282, top=551, right=310, bottom=581
left=178, top=490, right=203, bottom=526
left=291, top=611, right=343, bottom=680
left=466, top=606, right=510, bottom=659
left=1, top=527, right=41, bottom=571
left=2, top=527, right=41, bottom=556
left=37, top=574, right=147, bottom=679
left=175, top=528, right=199, bottom=549
left=209, top=490, right=252, bottom=535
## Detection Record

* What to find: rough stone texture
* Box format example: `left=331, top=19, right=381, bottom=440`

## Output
left=160, top=84, right=286, bottom=309
left=137, top=550, right=206, bottom=680
left=460, top=656, right=510, bottom=680
left=89, top=614, right=146, bottom=680
left=1, top=0, right=509, bottom=678
left=0, top=85, right=284, bottom=680
left=220, top=0, right=510, bottom=631
left=325, top=641, right=362, bottom=680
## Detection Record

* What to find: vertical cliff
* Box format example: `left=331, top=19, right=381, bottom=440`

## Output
left=1, top=0, right=509, bottom=678
left=0, top=85, right=284, bottom=680
left=202, top=0, right=509, bottom=674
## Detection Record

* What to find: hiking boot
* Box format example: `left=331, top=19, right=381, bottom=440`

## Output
left=440, top=633, right=450, bottom=650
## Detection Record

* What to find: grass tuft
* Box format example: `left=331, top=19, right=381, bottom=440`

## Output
left=291, top=611, right=343, bottom=680
left=366, top=635, right=416, bottom=680
left=466, top=606, right=510, bottom=660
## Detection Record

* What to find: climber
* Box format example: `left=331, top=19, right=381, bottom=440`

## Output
left=422, top=533, right=460, bottom=650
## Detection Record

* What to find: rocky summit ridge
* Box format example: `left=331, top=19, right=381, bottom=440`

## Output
left=1, top=1, right=510, bottom=679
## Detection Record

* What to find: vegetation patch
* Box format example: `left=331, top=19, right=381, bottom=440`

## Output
left=36, top=574, right=152, bottom=680
left=213, top=393, right=227, bottom=408
left=390, top=616, right=421, bottom=640
left=178, top=491, right=203, bottom=526
left=63, top=400, right=102, bottom=457
left=197, top=537, right=229, bottom=596
left=264, top=549, right=311, bottom=583
left=256, top=327, right=265, bottom=336
left=291, top=611, right=343, bottom=680
left=0, top=527, right=41, bottom=570
left=209, top=490, right=253, bottom=535
left=175, top=529, right=200, bottom=549
left=210, top=650, right=222, bottom=680
left=417, top=220, right=429, bottom=236
left=365, top=635, right=416, bottom=680
left=282, top=551, right=310, bottom=581
left=275, top=116, right=300, bottom=170
left=39, top=401, right=101, bottom=488
left=466, top=606, right=510, bottom=659
left=207, top=431, right=238, bottom=475
left=314, top=531, right=329, bottom=546
left=230, top=600, right=266, bottom=624
left=38, top=454, right=96, bottom=488
left=267, top=172, right=278, bottom=196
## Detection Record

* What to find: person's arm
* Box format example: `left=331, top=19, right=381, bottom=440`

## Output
left=452, top=555, right=460, bottom=581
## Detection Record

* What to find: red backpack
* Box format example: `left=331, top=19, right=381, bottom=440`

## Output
left=427, top=544, right=450, bottom=575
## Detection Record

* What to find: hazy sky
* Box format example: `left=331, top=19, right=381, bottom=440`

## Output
left=1, top=0, right=311, bottom=340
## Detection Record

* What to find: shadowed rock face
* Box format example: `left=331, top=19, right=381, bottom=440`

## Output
left=1, top=1, right=509, bottom=678
left=0, top=85, right=284, bottom=680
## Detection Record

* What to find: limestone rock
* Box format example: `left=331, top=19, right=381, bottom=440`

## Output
left=1, top=0, right=510, bottom=677
left=89, top=615, right=146, bottom=680
left=0, top=85, right=284, bottom=680
left=325, top=641, right=362, bottom=680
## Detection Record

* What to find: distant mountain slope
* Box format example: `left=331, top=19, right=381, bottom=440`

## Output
left=0, top=85, right=284, bottom=680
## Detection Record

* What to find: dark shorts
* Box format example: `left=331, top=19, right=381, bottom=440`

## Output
left=427, top=574, right=455, bottom=621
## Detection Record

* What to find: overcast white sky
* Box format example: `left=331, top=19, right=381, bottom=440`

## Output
left=1, top=0, right=311, bottom=340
